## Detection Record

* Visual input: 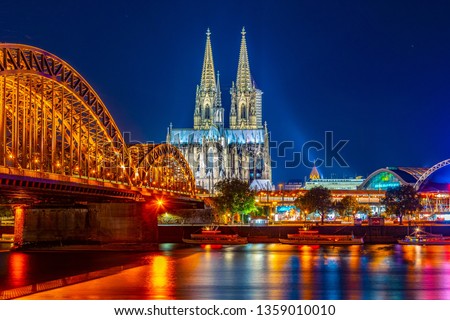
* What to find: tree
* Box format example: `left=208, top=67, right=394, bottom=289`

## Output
left=381, top=185, right=422, bottom=225
left=355, top=204, right=372, bottom=217
left=212, top=178, right=257, bottom=224
left=294, top=186, right=332, bottom=224
left=333, top=195, right=359, bottom=221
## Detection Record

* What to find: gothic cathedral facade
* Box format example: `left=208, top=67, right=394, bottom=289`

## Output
left=167, top=28, right=272, bottom=192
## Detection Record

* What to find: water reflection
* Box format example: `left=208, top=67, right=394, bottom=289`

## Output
left=4, top=244, right=450, bottom=299
left=146, top=256, right=172, bottom=299
left=7, top=252, right=29, bottom=288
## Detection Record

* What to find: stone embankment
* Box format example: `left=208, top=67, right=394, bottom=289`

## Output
left=159, top=224, right=450, bottom=244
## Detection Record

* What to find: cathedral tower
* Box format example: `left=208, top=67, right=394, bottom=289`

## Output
left=229, top=27, right=263, bottom=129
left=193, top=29, right=223, bottom=129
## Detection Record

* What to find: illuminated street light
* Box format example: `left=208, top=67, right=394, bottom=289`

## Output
left=156, top=198, right=165, bottom=207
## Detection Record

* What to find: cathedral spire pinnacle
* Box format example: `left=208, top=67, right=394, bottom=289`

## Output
left=215, top=70, right=222, bottom=107
left=200, top=28, right=216, bottom=90
left=236, top=26, right=252, bottom=91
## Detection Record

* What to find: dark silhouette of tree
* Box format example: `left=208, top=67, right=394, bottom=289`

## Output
left=381, top=185, right=422, bottom=225
left=213, top=178, right=257, bottom=224
left=334, top=196, right=372, bottom=222
left=294, top=186, right=332, bottom=224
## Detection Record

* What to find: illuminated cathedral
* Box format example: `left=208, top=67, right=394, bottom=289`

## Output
left=167, top=28, right=272, bottom=193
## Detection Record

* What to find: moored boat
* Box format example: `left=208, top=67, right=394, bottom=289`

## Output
left=279, top=228, right=364, bottom=245
left=182, top=225, right=248, bottom=245
left=397, top=228, right=450, bottom=245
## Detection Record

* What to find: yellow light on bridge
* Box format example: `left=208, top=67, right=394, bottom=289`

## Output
left=157, top=199, right=165, bottom=206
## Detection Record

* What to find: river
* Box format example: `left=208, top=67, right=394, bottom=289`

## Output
left=1, top=243, right=450, bottom=299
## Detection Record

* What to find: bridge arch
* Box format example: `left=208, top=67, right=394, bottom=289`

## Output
left=0, top=43, right=132, bottom=183
left=414, top=159, right=450, bottom=190
left=129, top=143, right=196, bottom=195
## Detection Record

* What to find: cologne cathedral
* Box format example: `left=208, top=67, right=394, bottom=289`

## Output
left=167, top=28, right=272, bottom=193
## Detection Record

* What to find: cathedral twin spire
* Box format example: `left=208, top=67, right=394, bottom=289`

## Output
left=200, top=28, right=216, bottom=91
left=194, top=27, right=262, bottom=130
left=194, top=28, right=223, bottom=129
left=230, top=27, right=262, bottom=129
left=236, top=27, right=252, bottom=92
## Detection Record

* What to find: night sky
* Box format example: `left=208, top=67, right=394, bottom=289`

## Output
left=2, top=0, right=450, bottom=184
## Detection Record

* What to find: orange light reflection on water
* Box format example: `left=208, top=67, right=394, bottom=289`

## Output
left=400, top=245, right=422, bottom=299
left=146, top=255, right=173, bottom=299
left=299, top=245, right=314, bottom=300
left=346, top=246, right=362, bottom=299
left=7, top=252, right=29, bottom=288
left=265, top=244, right=291, bottom=299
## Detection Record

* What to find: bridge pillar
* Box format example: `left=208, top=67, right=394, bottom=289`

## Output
left=13, top=206, right=90, bottom=247
left=13, top=202, right=159, bottom=248
left=86, top=202, right=159, bottom=243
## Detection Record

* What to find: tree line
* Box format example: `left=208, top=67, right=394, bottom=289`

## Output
left=211, top=179, right=422, bottom=225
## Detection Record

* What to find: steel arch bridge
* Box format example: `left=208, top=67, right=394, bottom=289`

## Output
left=129, top=143, right=196, bottom=193
left=414, top=158, right=450, bottom=190
left=0, top=43, right=195, bottom=196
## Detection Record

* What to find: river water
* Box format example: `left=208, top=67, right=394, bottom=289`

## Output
left=1, top=243, right=450, bottom=299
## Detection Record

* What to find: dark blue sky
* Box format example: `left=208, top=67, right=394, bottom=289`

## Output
left=2, top=0, right=450, bottom=184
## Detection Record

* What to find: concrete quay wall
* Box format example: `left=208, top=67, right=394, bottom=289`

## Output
left=159, top=225, right=450, bottom=244
left=15, top=202, right=158, bottom=247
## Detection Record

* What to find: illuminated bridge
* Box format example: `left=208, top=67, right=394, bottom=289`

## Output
left=0, top=44, right=201, bottom=246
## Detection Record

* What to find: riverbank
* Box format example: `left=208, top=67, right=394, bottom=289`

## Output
left=159, top=224, right=450, bottom=244
left=7, top=224, right=450, bottom=250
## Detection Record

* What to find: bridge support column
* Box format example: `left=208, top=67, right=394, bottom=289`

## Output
left=13, top=202, right=159, bottom=248
left=13, top=206, right=90, bottom=247
left=86, top=202, right=158, bottom=243
left=13, top=206, right=25, bottom=247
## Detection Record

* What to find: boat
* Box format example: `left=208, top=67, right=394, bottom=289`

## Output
left=279, top=228, right=364, bottom=245
left=182, top=225, right=248, bottom=245
left=397, top=228, right=450, bottom=245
